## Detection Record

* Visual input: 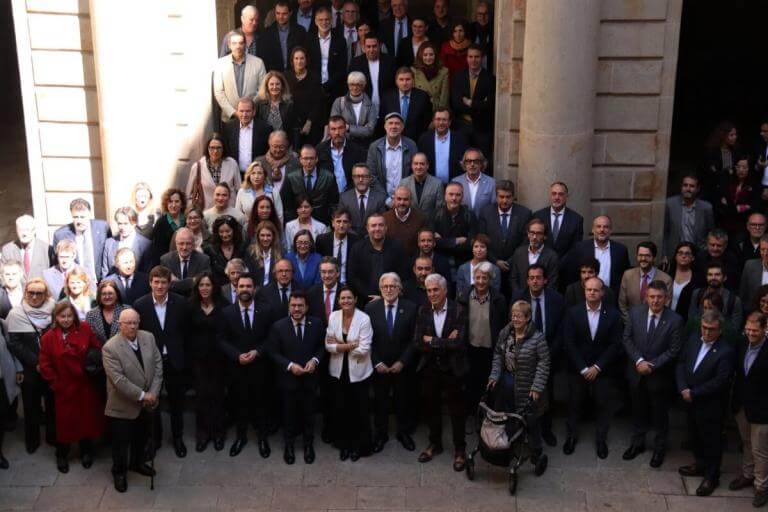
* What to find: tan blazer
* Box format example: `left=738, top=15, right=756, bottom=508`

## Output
left=412, top=66, right=449, bottom=113
left=185, top=156, right=242, bottom=210
left=102, top=330, right=163, bottom=419
left=618, top=267, right=673, bottom=322
left=213, top=54, right=267, bottom=122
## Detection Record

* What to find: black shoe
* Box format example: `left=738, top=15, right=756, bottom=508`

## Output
left=129, top=463, right=156, bottom=477
left=396, top=433, right=415, bottom=452
left=321, top=428, right=332, bottom=444
left=678, top=464, right=704, bottom=477
left=542, top=430, right=557, bottom=447
left=533, top=453, right=549, bottom=476
left=350, top=450, right=360, bottom=462
left=258, top=438, right=271, bottom=458
left=56, top=455, right=69, bottom=474
left=25, top=441, right=39, bottom=455
left=284, top=445, right=295, bottom=465
left=563, top=436, right=576, bottom=455
left=622, top=443, right=645, bottom=460
left=729, top=475, right=754, bottom=491
left=230, top=438, right=247, bottom=457
left=0, top=453, right=8, bottom=470
left=196, top=439, right=210, bottom=453
left=696, top=479, right=719, bottom=497
left=649, top=449, right=665, bottom=468
left=596, top=440, right=608, bottom=460
left=214, top=437, right=225, bottom=451
left=339, top=448, right=349, bottom=461
left=113, top=473, right=127, bottom=493
left=173, top=438, right=187, bottom=458
left=81, top=452, right=93, bottom=469
left=372, top=437, right=388, bottom=453
left=304, top=443, right=315, bottom=464
left=754, top=490, right=768, bottom=508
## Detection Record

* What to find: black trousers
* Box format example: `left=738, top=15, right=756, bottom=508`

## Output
left=231, top=360, right=268, bottom=439
left=56, top=439, right=93, bottom=458
left=630, top=374, right=672, bottom=450
left=194, top=357, right=226, bottom=442
left=20, top=368, right=55, bottom=449
left=154, top=359, right=185, bottom=444
left=687, top=404, right=725, bottom=481
left=566, top=372, right=619, bottom=442
left=372, top=368, right=415, bottom=440
left=332, top=358, right=372, bottom=452
left=282, top=377, right=318, bottom=446
left=111, top=411, right=150, bottom=475
left=421, top=364, right=466, bottom=450
left=466, top=346, right=493, bottom=415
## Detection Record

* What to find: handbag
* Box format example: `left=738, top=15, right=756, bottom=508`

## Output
left=480, top=409, right=512, bottom=450
left=84, top=346, right=103, bottom=376
left=188, top=161, right=205, bottom=210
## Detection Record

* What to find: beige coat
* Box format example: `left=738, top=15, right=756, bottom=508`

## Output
left=185, top=156, right=242, bottom=210
left=102, top=330, right=163, bottom=420
left=213, top=54, right=267, bottom=121
left=618, top=267, right=673, bottom=322
left=412, top=67, right=449, bottom=113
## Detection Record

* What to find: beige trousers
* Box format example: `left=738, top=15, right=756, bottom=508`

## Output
left=736, top=409, right=768, bottom=492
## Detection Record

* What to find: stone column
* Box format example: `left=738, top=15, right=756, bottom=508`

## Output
left=517, top=0, right=600, bottom=217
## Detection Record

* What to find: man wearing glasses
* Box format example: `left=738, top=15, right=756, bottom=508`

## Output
left=451, top=148, right=496, bottom=217
left=280, top=145, right=340, bottom=225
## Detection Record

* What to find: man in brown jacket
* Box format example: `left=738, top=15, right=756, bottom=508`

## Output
left=383, top=186, right=426, bottom=257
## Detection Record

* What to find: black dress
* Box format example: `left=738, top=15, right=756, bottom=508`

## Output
left=332, top=332, right=372, bottom=455
left=286, top=70, right=325, bottom=147
left=189, top=303, right=226, bottom=443
left=150, top=214, right=183, bottom=266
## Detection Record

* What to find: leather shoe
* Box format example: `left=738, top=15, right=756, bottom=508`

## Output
left=649, top=450, right=665, bottom=468
left=196, top=439, right=210, bottom=453
left=229, top=437, right=247, bottom=457
left=453, top=451, right=466, bottom=472
left=304, top=444, right=315, bottom=464
left=678, top=464, right=704, bottom=477
left=25, top=441, right=39, bottom=455
left=0, top=453, right=8, bottom=470
left=754, top=490, right=768, bottom=508
left=563, top=436, right=576, bottom=455
left=372, top=437, right=387, bottom=453
left=418, top=444, right=444, bottom=463
left=542, top=429, right=557, bottom=447
left=533, top=453, right=549, bottom=476
left=258, top=438, right=271, bottom=458
left=728, top=475, right=754, bottom=491
left=129, top=463, right=156, bottom=477
left=284, top=445, right=295, bottom=465
left=213, top=437, right=225, bottom=451
left=622, top=443, right=645, bottom=461
left=596, top=440, right=608, bottom=460
left=339, top=448, right=349, bottom=461
left=56, top=455, right=69, bottom=473
left=113, top=473, right=127, bottom=493
left=396, top=433, right=415, bottom=452
left=81, top=451, right=93, bottom=469
left=696, top=479, right=719, bottom=497
left=173, top=438, right=187, bottom=458
left=350, top=450, right=360, bottom=462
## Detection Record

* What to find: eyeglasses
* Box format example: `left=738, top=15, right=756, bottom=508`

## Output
left=463, top=159, right=483, bottom=165
left=209, top=146, right=224, bottom=151
left=26, top=290, right=45, bottom=296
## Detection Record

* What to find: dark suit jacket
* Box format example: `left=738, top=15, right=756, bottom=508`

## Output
left=511, top=288, right=565, bottom=356
left=432, top=205, right=478, bottom=264
left=563, top=302, right=623, bottom=376
left=101, top=233, right=152, bottom=278
left=675, top=335, right=734, bottom=415
left=159, top=250, right=212, bottom=296
left=365, top=297, right=419, bottom=367
left=378, top=16, right=408, bottom=57
left=280, top=167, right=340, bottom=225
left=52, top=220, right=112, bottom=280
left=266, top=315, right=326, bottom=389
left=306, top=28, right=348, bottom=97
left=478, top=202, right=532, bottom=263
left=732, top=337, right=768, bottom=423
left=256, top=281, right=298, bottom=321
left=532, top=206, right=584, bottom=258
left=456, top=288, right=508, bottom=349
left=349, top=54, right=396, bottom=100
left=1, top=238, right=51, bottom=279
left=417, top=129, right=468, bottom=181
left=217, top=301, right=273, bottom=363
left=133, top=292, right=190, bottom=370
left=622, top=305, right=683, bottom=387
left=307, top=282, right=342, bottom=326
left=450, top=68, right=495, bottom=132
left=338, top=187, right=388, bottom=235
left=507, top=245, right=560, bottom=294
left=316, top=139, right=368, bottom=193
left=223, top=117, right=272, bottom=167
left=0, top=288, right=15, bottom=320
left=260, top=22, right=307, bottom=71
left=104, top=271, right=151, bottom=306
left=564, top=239, right=631, bottom=296
left=740, top=258, right=767, bottom=310
left=347, top=237, right=408, bottom=299
left=394, top=36, right=419, bottom=67
left=379, top=88, right=432, bottom=140
left=316, top=232, right=359, bottom=260
left=413, top=299, right=468, bottom=377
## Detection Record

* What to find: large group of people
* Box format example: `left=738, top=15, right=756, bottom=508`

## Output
left=0, top=1, right=766, bottom=507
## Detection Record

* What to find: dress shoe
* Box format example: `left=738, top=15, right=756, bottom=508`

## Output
left=396, top=433, right=415, bottom=451
left=284, top=445, right=295, bottom=465
left=25, top=441, right=39, bottom=455
left=173, top=438, right=187, bottom=458
left=563, top=436, right=577, bottom=455
left=596, top=440, right=608, bottom=460
left=113, top=473, right=127, bottom=493
left=196, top=439, right=210, bottom=453
left=339, top=448, right=349, bottom=461
left=754, top=490, right=768, bottom=508
left=258, top=438, right=271, bottom=458
left=230, top=437, right=247, bottom=457
left=649, top=449, right=665, bottom=468
left=696, top=479, right=719, bottom=497
left=81, top=451, right=93, bottom=469
left=129, top=463, right=156, bottom=477
left=350, top=450, right=360, bottom=462
left=453, top=450, right=467, bottom=472
left=56, top=455, right=69, bottom=473
left=214, top=437, right=225, bottom=451
left=417, top=444, right=443, bottom=463
left=678, top=464, right=704, bottom=477
left=542, top=430, right=558, bottom=447
left=372, top=437, right=388, bottom=453
left=0, top=453, right=8, bottom=470
left=728, top=475, right=754, bottom=491
left=304, top=444, right=315, bottom=464
left=622, top=443, right=645, bottom=461
left=533, top=453, right=549, bottom=476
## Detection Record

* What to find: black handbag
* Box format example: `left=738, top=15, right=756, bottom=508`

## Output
left=84, top=347, right=103, bottom=376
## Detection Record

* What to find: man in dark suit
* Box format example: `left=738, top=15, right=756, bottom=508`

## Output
left=622, top=280, right=683, bottom=468
left=102, top=207, right=152, bottom=278
left=266, top=290, right=325, bottom=464
left=533, top=181, right=584, bottom=259
left=379, top=67, right=432, bottom=140
left=733, top=212, right=766, bottom=269
left=52, top=198, right=111, bottom=281
left=316, top=116, right=368, bottom=194
left=564, top=256, right=617, bottom=307
left=338, top=163, right=388, bottom=235
left=349, top=34, right=396, bottom=105
left=159, top=228, right=211, bottom=296
left=378, top=0, right=408, bottom=55
left=347, top=213, right=408, bottom=302
left=413, top=273, right=469, bottom=470
left=450, top=45, right=495, bottom=162
left=257, top=258, right=298, bottom=320
left=508, top=218, right=560, bottom=295
left=676, top=311, right=734, bottom=496
left=259, top=0, right=307, bottom=71
left=366, top=272, right=419, bottom=452
left=562, top=277, right=623, bottom=459
left=280, top=145, right=340, bottom=225
left=306, top=6, right=348, bottom=99
left=740, top=235, right=768, bottom=310
left=1, top=214, right=50, bottom=280
left=218, top=273, right=273, bottom=458
left=403, top=255, right=432, bottom=308
left=133, top=265, right=191, bottom=458
left=564, top=215, right=630, bottom=297
left=696, top=228, right=741, bottom=291
left=432, top=182, right=478, bottom=267
left=223, top=97, right=272, bottom=176
left=417, top=109, right=468, bottom=184
left=316, top=207, right=359, bottom=284
left=731, top=312, right=768, bottom=507
left=104, top=248, right=151, bottom=306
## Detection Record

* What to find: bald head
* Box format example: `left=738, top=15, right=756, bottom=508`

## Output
left=175, top=227, right=194, bottom=259
left=393, top=186, right=412, bottom=214
left=240, top=5, right=259, bottom=35
left=118, top=308, right=140, bottom=340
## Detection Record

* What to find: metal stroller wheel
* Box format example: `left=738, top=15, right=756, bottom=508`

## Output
left=465, top=458, right=475, bottom=480
left=508, top=473, right=518, bottom=495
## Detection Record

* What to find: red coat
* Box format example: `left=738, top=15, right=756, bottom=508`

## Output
left=439, top=41, right=469, bottom=82
left=39, top=323, right=105, bottom=443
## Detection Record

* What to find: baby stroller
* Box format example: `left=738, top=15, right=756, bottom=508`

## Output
left=465, top=393, right=547, bottom=495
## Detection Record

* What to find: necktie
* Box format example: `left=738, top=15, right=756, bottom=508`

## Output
left=296, top=322, right=303, bottom=342
left=640, top=274, right=649, bottom=302
left=336, top=10, right=342, bottom=28
left=534, top=297, right=543, bottom=333
left=647, top=314, right=657, bottom=345
left=552, top=212, right=562, bottom=242
left=395, top=20, right=403, bottom=54
left=180, top=260, right=188, bottom=280
left=500, top=213, right=509, bottom=237
left=305, top=172, right=312, bottom=192
left=242, top=308, right=252, bottom=331
left=281, top=287, right=289, bottom=307
left=336, top=239, right=343, bottom=264
left=23, top=248, right=30, bottom=276
left=325, top=289, right=333, bottom=319
left=400, top=94, right=409, bottom=120
left=359, top=194, right=366, bottom=225
left=122, top=277, right=129, bottom=290
left=386, top=304, right=394, bottom=336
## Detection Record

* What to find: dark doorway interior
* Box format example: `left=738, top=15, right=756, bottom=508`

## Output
left=0, top=1, right=32, bottom=242
left=668, top=0, right=768, bottom=192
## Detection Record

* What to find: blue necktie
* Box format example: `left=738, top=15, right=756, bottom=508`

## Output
left=305, top=173, right=312, bottom=192
left=386, top=304, right=394, bottom=336
left=501, top=213, right=509, bottom=236
left=401, top=94, right=409, bottom=120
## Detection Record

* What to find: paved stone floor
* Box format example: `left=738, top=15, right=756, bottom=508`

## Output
left=0, top=411, right=758, bottom=511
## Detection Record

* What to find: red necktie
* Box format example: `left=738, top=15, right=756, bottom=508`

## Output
left=325, top=289, right=332, bottom=320
left=640, top=274, right=649, bottom=302
left=23, top=248, right=31, bottom=276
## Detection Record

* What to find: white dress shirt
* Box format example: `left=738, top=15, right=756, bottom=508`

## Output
left=528, top=246, right=542, bottom=265
left=693, top=339, right=715, bottom=372
left=594, top=241, right=612, bottom=287
left=432, top=302, right=448, bottom=337
left=153, top=294, right=168, bottom=354
left=466, top=174, right=481, bottom=209
left=262, top=253, right=272, bottom=286
left=318, top=32, right=332, bottom=84
left=239, top=301, right=255, bottom=326
left=238, top=121, right=254, bottom=171
left=586, top=302, right=601, bottom=341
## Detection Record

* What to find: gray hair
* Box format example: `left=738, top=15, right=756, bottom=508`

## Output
left=473, top=261, right=493, bottom=277
left=379, top=272, right=402, bottom=289
left=701, top=310, right=724, bottom=329
left=424, top=273, right=447, bottom=290
left=347, top=71, right=367, bottom=86
left=225, top=258, right=248, bottom=274
left=268, top=130, right=289, bottom=144
left=15, top=214, right=35, bottom=229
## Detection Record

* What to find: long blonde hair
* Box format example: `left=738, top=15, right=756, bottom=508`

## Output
left=242, top=161, right=271, bottom=190
left=257, top=71, right=292, bottom=102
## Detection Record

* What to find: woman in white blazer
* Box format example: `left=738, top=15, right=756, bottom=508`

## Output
left=325, top=286, right=373, bottom=461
